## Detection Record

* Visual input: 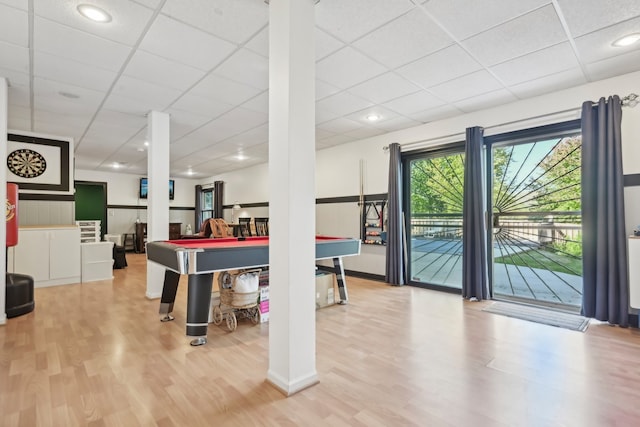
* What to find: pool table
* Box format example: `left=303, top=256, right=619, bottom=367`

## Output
left=146, top=235, right=361, bottom=345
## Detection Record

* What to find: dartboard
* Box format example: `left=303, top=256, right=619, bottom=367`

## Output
left=7, top=149, right=47, bottom=178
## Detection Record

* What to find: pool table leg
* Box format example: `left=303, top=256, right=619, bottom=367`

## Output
left=332, top=257, right=349, bottom=304
left=186, top=273, right=214, bottom=346
left=159, top=270, right=181, bottom=322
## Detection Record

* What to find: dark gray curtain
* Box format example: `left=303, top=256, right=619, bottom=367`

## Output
left=581, top=95, right=628, bottom=327
left=195, top=185, right=203, bottom=231
left=462, top=126, right=488, bottom=300
left=214, top=180, right=224, bottom=218
left=385, top=143, right=406, bottom=285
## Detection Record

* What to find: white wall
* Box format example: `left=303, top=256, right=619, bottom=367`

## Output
left=207, top=70, right=640, bottom=276
left=75, top=169, right=200, bottom=235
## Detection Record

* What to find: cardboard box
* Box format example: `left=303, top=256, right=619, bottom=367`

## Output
left=315, top=272, right=336, bottom=309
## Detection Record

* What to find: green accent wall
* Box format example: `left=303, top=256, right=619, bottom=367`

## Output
left=75, top=182, right=107, bottom=238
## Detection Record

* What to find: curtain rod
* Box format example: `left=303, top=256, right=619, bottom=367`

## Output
left=384, top=92, right=638, bottom=152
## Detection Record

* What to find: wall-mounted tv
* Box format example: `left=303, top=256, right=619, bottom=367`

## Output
left=139, top=178, right=174, bottom=200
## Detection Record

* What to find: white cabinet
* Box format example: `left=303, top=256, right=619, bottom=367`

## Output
left=81, top=242, right=114, bottom=282
left=8, top=226, right=81, bottom=288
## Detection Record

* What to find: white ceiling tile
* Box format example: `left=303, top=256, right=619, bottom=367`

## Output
left=344, top=127, right=387, bottom=140
left=316, top=0, right=414, bottom=43
left=429, top=70, right=504, bottom=102
left=34, top=51, right=117, bottom=92
left=186, top=107, right=267, bottom=146
left=490, top=43, right=580, bottom=86
left=316, top=128, right=335, bottom=140
left=111, top=75, right=182, bottom=109
left=139, top=14, right=238, bottom=71
left=34, top=109, right=90, bottom=129
left=103, top=94, right=158, bottom=116
left=7, top=105, right=30, bottom=123
left=508, top=67, right=587, bottom=98
left=92, top=110, right=147, bottom=133
left=556, top=0, right=640, bottom=37
left=454, top=89, right=519, bottom=113
left=316, top=92, right=374, bottom=117
left=213, top=48, right=269, bottom=90
left=316, top=47, right=387, bottom=89
left=0, top=41, right=29, bottom=73
left=0, top=4, right=28, bottom=47
left=124, top=50, right=206, bottom=91
left=407, top=104, right=464, bottom=124
left=1, top=67, right=29, bottom=87
left=7, top=84, right=29, bottom=108
left=245, top=27, right=268, bottom=58
left=33, top=77, right=105, bottom=115
left=317, top=134, right=356, bottom=147
left=222, top=124, right=268, bottom=149
left=164, top=108, right=213, bottom=140
left=132, top=0, right=162, bottom=9
left=397, top=44, right=482, bottom=89
left=373, top=116, right=422, bottom=132
left=241, top=92, right=269, bottom=114
left=316, top=80, right=342, bottom=100
left=574, top=17, right=640, bottom=64
left=169, top=93, right=234, bottom=119
left=35, top=0, right=153, bottom=46
left=8, top=116, right=30, bottom=131
left=423, top=0, right=549, bottom=40
left=348, top=72, right=421, bottom=104
left=0, top=0, right=27, bottom=10
left=344, top=106, right=401, bottom=126
left=382, top=90, right=446, bottom=115
left=353, top=8, right=454, bottom=68
left=34, top=17, right=132, bottom=72
left=189, top=73, right=262, bottom=105
left=316, top=117, right=363, bottom=134
left=315, top=107, right=341, bottom=124
left=316, top=28, right=345, bottom=60
left=585, top=49, right=640, bottom=81
left=161, top=0, right=268, bottom=45
left=462, top=5, right=567, bottom=66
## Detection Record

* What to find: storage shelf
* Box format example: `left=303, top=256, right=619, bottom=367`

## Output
left=361, top=200, right=387, bottom=246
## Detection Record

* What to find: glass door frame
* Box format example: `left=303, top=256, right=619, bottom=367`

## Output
left=483, top=119, right=582, bottom=304
left=402, top=141, right=466, bottom=294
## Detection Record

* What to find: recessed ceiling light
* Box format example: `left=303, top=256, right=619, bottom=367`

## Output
left=59, top=91, right=79, bottom=99
left=144, top=141, right=149, bottom=146
left=366, top=114, right=380, bottom=122
left=612, top=33, right=640, bottom=47
left=136, top=148, right=145, bottom=152
left=235, top=153, right=247, bottom=161
left=112, top=162, right=121, bottom=169
left=77, top=4, right=112, bottom=23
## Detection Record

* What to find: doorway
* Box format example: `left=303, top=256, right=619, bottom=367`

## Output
left=75, top=181, right=107, bottom=239
left=405, top=146, right=465, bottom=290
left=487, top=124, right=583, bottom=309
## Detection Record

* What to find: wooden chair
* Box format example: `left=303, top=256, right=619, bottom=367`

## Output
left=238, top=217, right=252, bottom=237
left=212, top=218, right=232, bottom=238
left=181, top=219, right=213, bottom=239
left=254, top=217, right=269, bottom=236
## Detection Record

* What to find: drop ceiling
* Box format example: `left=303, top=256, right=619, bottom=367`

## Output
left=1, top=0, right=639, bottom=178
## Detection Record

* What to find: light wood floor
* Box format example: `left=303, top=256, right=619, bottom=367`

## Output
left=1, top=254, right=640, bottom=426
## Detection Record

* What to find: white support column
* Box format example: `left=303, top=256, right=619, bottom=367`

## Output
left=267, top=0, right=317, bottom=395
left=146, top=111, right=170, bottom=299
left=0, top=77, right=8, bottom=324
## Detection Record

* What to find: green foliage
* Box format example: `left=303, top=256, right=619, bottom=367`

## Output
left=410, top=153, right=465, bottom=214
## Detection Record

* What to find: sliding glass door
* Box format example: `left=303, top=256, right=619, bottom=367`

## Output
left=487, top=126, right=583, bottom=308
left=406, top=147, right=465, bottom=289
